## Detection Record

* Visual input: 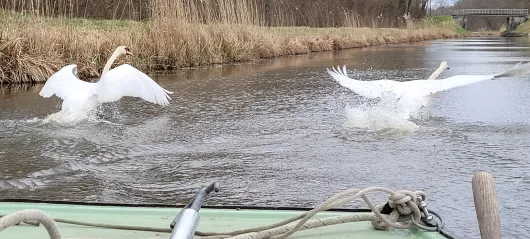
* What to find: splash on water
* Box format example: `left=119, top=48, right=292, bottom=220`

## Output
left=41, top=111, right=95, bottom=126
left=344, top=104, right=420, bottom=133
left=343, top=91, right=431, bottom=132
left=35, top=103, right=123, bottom=126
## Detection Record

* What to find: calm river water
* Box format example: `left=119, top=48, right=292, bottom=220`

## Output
left=1, top=36, right=530, bottom=238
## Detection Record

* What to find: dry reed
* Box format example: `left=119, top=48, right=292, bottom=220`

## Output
left=1, top=0, right=430, bottom=27
left=0, top=0, right=462, bottom=84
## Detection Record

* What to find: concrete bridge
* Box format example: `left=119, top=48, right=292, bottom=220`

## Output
left=449, top=9, right=529, bottom=31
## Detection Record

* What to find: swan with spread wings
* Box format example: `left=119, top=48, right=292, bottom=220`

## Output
left=327, top=61, right=530, bottom=119
left=39, top=46, right=173, bottom=116
left=327, top=61, right=530, bottom=101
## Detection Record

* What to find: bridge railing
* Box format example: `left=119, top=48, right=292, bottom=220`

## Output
left=450, top=9, right=529, bottom=16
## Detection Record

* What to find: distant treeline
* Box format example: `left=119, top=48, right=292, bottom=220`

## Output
left=0, top=0, right=430, bottom=27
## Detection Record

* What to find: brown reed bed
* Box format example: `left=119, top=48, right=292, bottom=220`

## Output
left=0, top=10, right=463, bottom=84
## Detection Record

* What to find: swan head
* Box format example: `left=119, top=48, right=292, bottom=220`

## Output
left=117, top=46, right=134, bottom=56
left=440, top=61, right=449, bottom=70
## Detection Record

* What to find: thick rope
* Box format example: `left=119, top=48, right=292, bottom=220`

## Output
left=197, top=187, right=424, bottom=239
left=51, top=218, right=171, bottom=233
left=227, top=213, right=378, bottom=239
left=0, top=187, right=427, bottom=239
left=0, top=214, right=172, bottom=233
left=0, top=209, right=61, bottom=239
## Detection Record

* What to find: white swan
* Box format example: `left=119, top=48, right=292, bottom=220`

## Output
left=328, top=61, right=530, bottom=119
left=328, top=61, right=530, bottom=101
left=39, top=46, right=173, bottom=117
left=427, top=61, right=449, bottom=80
left=419, top=61, right=450, bottom=108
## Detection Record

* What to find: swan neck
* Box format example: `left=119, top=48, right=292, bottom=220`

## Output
left=427, top=65, right=445, bottom=80
left=102, top=49, right=122, bottom=75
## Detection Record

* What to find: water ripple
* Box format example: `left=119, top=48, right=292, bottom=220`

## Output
left=1, top=37, right=530, bottom=239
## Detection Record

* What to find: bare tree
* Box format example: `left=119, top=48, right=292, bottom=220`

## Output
left=0, top=0, right=432, bottom=27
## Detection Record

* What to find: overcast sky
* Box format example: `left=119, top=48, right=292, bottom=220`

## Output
left=432, top=0, right=457, bottom=7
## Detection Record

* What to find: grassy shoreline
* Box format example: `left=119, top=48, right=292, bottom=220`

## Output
left=0, top=14, right=467, bottom=84
left=512, top=20, right=530, bottom=36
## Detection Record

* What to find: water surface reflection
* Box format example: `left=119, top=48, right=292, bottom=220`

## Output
left=1, top=36, right=530, bottom=239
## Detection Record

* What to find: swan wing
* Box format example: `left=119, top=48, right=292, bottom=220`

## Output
left=418, top=75, right=495, bottom=96
left=327, top=65, right=398, bottom=99
left=494, top=61, right=530, bottom=78
left=96, top=64, right=173, bottom=106
left=39, top=64, right=97, bottom=100
left=326, top=65, right=355, bottom=89
left=416, top=61, right=530, bottom=96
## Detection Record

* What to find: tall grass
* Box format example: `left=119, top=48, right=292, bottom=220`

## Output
left=1, top=0, right=430, bottom=27
left=0, top=0, right=462, bottom=84
left=149, top=0, right=260, bottom=25
left=0, top=0, right=149, bottom=19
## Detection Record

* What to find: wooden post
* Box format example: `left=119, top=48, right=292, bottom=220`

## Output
left=472, top=171, right=502, bottom=239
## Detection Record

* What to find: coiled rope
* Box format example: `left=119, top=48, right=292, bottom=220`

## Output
left=0, top=187, right=442, bottom=239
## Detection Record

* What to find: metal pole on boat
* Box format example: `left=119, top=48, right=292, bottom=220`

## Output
left=169, top=182, right=220, bottom=239
left=472, top=171, right=502, bottom=239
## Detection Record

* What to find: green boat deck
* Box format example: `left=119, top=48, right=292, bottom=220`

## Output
left=0, top=201, right=451, bottom=239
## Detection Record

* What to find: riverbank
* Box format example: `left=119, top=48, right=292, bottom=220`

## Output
left=505, top=20, right=530, bottom=37
left=0, top=13, right=466, bottom=84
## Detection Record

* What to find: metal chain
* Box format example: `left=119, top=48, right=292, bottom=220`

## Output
left=409, top=195, right=445, bottom=232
